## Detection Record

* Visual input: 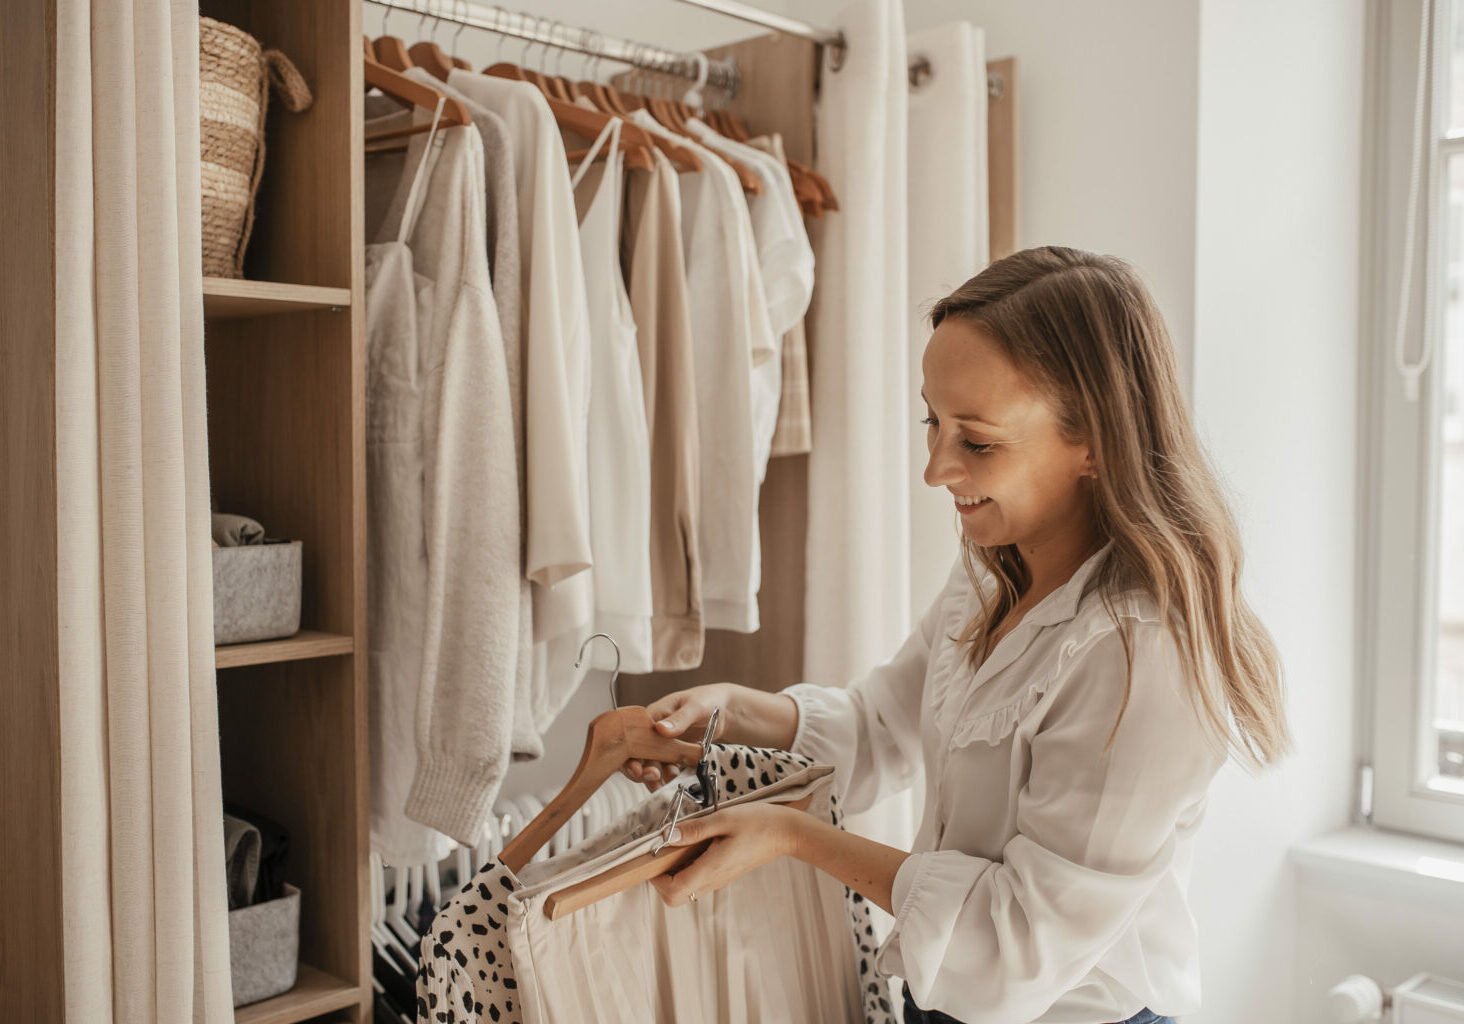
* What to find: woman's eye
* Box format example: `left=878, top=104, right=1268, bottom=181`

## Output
left=961, top=440, right=996, bottom=455
left=921, top=416, right=938, bottom=428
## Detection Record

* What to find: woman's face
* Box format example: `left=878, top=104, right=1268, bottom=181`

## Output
left=920, top=318, right=1095, bottom=551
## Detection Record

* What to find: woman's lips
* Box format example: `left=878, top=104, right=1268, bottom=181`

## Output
left=955, top=498, right=991, bottom=515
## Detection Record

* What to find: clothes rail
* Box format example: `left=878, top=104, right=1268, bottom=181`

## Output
left=670, top=0, right=848, bottom=69
left=365, top=0, right=742, bottom=95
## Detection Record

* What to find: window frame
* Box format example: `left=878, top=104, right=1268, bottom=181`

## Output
left=1362, top=0, right=1464, bottom=843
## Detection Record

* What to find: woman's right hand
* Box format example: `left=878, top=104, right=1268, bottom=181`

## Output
left=622, top=683, right=734, bottom=792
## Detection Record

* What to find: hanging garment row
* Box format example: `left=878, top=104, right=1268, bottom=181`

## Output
left=360, top=39, right=833, bottom=873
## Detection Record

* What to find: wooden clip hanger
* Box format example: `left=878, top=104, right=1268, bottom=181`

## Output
left=498, top=706, right=703, bottom=874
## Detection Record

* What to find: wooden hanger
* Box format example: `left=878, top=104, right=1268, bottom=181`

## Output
left=577, top=85, right=703, bottom=174
left=484, top=65, right=657, bottom=173
left=450, top=56, right=471, bottom=70
left=363, top=36, right=471, bottom=144
left=408, top=40, right=454, bottom=83
left=498, top=707, right=703, bottom=874
left=647, top=98, right=760, bottom=194
left=373, top=33, right=413, bottom=72
left=540, top=791, right=816, bottom=919
left=722, top=111, right=752, bottom=143
left=793, top=158, right=839, bottom=212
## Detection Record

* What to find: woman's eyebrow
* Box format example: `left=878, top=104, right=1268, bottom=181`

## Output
left=920, top=389, right=1004, bottom=429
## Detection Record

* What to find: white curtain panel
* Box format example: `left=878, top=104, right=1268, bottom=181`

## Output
left=804, top=0, right=912, bottom=686
left=54, top=1, right=234, bottom=1020
left=803, top=0, right=915, bottom=927
left=907, top=22, right=990, bottom=614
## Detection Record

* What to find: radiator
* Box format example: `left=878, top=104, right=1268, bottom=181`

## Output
left=1333, top=974, right=1464, bottom=1024
left=1395, top=974, right=1464, bottom=1024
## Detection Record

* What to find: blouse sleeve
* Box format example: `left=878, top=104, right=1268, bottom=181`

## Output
left=882, top=620, right=1226, bottom=1024
left=778, top=563, right=963, bottom=814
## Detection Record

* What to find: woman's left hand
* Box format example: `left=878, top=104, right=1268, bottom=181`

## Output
left=649, top=803, right=804, bottom=907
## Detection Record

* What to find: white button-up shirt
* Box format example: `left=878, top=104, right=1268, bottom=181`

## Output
left=784, top=543, right=1227, bottom=1023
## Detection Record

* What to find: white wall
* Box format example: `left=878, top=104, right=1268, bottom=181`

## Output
left=1190, top=1, right=1366, bottom=1022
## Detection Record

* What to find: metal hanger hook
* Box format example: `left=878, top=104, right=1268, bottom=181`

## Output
left=652, top=786, right=695, bottom=856
left=416, top=0, right=432, bottom=39
left=575, top=633, right=623, bottom=709
left=382, top=0, right=395, bottom=35
left=492, top=7, right=507, bottom=63
left=451, top=0, right=468, bottom=55
left=700, top=707, right=721, bottom=757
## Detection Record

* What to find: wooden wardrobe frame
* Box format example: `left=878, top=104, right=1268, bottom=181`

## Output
left=3, top=1, right=372, bottom=1021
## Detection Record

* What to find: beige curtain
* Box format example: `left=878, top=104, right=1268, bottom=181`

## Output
left=54, top=0, right=234, bottom=1020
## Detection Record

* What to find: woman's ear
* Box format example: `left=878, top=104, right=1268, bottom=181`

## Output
left=1079, top=445, right=1097, bottom=480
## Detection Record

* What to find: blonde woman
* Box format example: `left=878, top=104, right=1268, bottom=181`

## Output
left=624, top=246, right=1290, bottom=1024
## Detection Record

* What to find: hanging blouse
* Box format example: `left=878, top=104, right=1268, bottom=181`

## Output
left=570, top=120, right=655, bottom=674
left=628, top=110, right=778, bottom=636
left=363, top=104, right=520, bottom=855
left=622, top=148, right=705, bottom=670
left=446, top=70, right=597, bottom=735
left=747, top=133, right=813, bottom=458
left=417, top=746, right=898, bottom=1024
left=401, top=67, right=540, bottom=764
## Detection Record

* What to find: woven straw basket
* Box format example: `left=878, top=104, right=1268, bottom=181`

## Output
left=199, top=17, right=313, bottom=278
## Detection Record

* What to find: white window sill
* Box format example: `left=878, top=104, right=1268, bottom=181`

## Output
left=1290, top=825, right=1464, bottom=902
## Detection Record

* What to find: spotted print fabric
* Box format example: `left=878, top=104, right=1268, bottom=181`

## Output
left=416, top=745, right=897, bottom=1024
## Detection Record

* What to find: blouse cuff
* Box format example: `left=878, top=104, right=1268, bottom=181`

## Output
left=874, top=849, right=990, bottom=993
left=778, top=682, right=853, bottom=766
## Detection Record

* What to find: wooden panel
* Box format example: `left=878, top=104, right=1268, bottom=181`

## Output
left=216, top=630, right=355, bottom=670
left=622, top=33, right=820, bottom=706
left=0, top=0, right=64, bottom=1015
left=987, top=57, right=1019, bottom=261
left=701, top=34, right=820, bottom=166
left=204, top=278, right=353, bottom=319
left=202, top=3, right=368, bottom=1018
left=219, top=659, right=365, bottom=992
left=206, top=311, right=356, bottom=635
left=234, top=964, right=361, bottom=1024
left=200, top=0, right=357, bottom=288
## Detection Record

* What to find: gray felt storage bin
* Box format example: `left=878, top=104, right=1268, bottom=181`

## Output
left=228, top=883, right=300, bottom=1008
left=213, top=540, right=302, bottom=645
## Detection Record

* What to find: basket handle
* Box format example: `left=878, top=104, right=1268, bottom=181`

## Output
left=262, top=50, right=313, bottom=113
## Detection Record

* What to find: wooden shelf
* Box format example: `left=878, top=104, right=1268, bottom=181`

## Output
left=234, top=963, right=361, bottom=1024
left=203, top=278, right=351, bottom=320
left=215, top=630, right=354, bottom=670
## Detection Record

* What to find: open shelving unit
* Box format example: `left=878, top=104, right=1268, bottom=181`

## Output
left=200, top=1, right=369, bottom=1021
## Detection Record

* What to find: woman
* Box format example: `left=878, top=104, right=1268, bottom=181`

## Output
left=623, top=246, right=1290, bottom=1024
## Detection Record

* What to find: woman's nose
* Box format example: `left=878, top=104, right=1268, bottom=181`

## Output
left=923, top=436, right=965, bottom=489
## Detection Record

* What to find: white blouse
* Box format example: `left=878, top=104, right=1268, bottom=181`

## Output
left=783, top=543, right=1227, bottom=1024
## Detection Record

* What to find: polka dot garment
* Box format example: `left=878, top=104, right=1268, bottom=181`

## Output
left=416, top=745, right=897, bottom=1024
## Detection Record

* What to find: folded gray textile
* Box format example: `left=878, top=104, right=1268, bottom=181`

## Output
left=212, top=512, right=266, bottom=547
left=223, top=813, right=262, bottom=910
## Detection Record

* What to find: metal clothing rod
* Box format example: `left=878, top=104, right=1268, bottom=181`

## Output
left=671, top=0, right=847, bottom=67
left=365, top=0, right=742, bottom=95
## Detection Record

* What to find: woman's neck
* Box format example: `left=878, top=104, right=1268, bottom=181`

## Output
left=1014, top=522, right=1106, bottom=607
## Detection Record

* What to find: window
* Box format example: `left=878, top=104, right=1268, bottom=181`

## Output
left=1366, top=0, right=1464, bottom=841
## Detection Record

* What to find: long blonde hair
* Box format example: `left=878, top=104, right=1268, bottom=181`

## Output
left=930, top=246, right=1290, bottom=769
